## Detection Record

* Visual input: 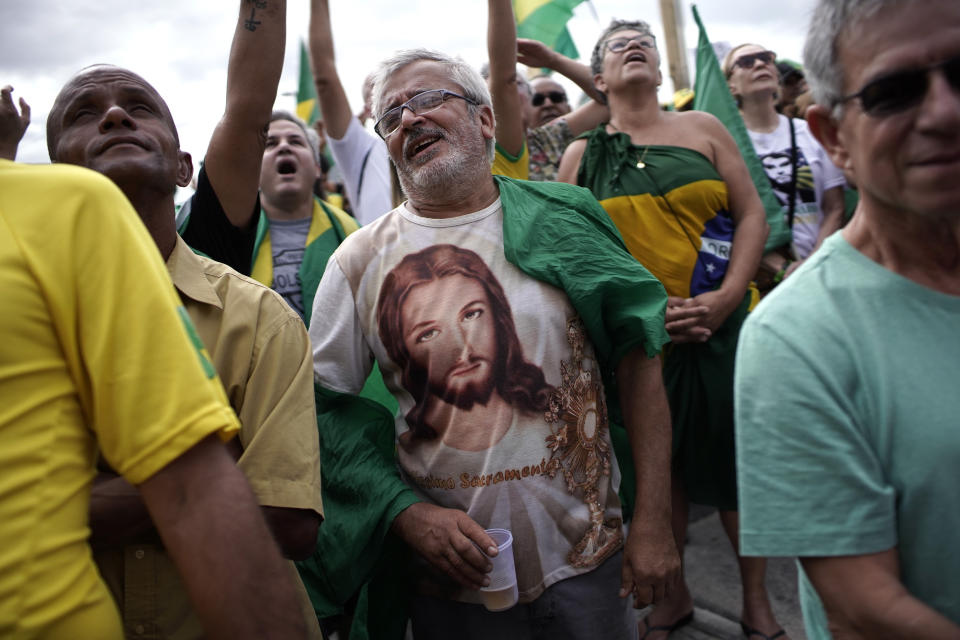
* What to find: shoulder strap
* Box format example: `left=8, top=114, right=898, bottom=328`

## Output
left=787, top=117, right=798, bottom=229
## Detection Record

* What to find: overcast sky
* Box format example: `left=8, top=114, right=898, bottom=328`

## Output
left=1, top=1, right=817, bottom=165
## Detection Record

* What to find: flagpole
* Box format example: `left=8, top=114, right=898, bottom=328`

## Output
left=658, top=0, right=690, bottom=90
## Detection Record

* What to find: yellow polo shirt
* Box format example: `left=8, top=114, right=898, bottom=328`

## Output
left=0, top=160, right=239, bottom=639
left=94, top=237, right=323, bottom=639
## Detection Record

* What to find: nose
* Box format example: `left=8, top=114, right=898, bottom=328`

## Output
left=98, top=104, right=135, bottom=133
left=916, top=70, right=960, bottom=133
left=399, top=105, right=425, bottom=130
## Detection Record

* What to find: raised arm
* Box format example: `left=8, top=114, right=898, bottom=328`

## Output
left=801, top=549, right=960, bottom=639
left=517, top=39, right=608, bottom=136
left=204, top=0, right=287, bottom=229
left=487, top=0, right=527, bottom=157
left=0, top=85, right=30, bottom=161
left=308, top=0, right=354, bottom=140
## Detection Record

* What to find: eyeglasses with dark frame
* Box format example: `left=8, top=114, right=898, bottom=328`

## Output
left=373, top=89, right=478, bottom=139
left=604, top=35, right=655, bottom=53
left=531, top=90, right=567, bottom=107
left=731, top=50, right=777, bottom=72
left=840, top=54, right=960, bottom=117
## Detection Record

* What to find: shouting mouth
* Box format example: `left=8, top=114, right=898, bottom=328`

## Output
left=404, top=130, right=444, bottom=161
left=276, top=157, right=298, bottom=175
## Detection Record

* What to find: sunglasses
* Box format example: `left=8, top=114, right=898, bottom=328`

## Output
left=374, top=89, right=478, bottom=139
left=531, top=91, right=567, bottom=107
left=605, top=35, right=655, bottom=53
left=731, top=50, right=777, bottom=72
left=841, top=54, right=960, bottom=117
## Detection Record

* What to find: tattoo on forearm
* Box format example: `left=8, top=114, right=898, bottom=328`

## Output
left=243, top=0, right=268, bottom=31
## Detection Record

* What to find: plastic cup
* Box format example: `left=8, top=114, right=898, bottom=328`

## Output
left=479, top=528, right=518, bottom=612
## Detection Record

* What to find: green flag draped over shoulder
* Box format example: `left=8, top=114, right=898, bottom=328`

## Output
left=297, top=39, right=321, bottom=125
left=513, top=0, right=585, bottom=59
left=691, top=5, right=791, bottom=251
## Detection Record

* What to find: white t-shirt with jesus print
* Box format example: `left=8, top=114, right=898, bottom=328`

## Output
left=309, top=197, right=624, bottom=603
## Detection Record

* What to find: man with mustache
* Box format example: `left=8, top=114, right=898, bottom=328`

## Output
left=308, top=47, right=678, bottom=639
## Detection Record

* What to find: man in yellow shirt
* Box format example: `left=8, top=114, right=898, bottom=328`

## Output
left=43, top=1, right=324, bottom=637
left=0, top=157, right=308, bottom=639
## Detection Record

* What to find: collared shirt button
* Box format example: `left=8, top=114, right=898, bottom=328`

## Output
left=134, top=549, right=145, bottom=560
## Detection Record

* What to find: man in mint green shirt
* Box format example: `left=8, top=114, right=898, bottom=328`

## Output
left=735, top=1, right=960, bottom=638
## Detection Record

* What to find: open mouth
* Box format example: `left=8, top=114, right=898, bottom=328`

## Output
left=277, top=158, right=297, bottom=175
left=406, top=132, right=443, bottom=159
left=625, top=52, right=647, bottom=64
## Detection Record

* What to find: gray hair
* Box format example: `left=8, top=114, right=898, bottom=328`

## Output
left=590, top=19, right=656, bottom=76
left=803, top=0, right=894, bottom=115
left=370, top=48, right=495, bottom=163
left=270, top=110, right=320, bottom=164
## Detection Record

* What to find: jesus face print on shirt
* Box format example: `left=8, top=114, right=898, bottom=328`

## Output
left=377, top=244, right=553, bottom=451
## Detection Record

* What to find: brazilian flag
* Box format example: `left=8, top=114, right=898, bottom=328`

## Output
left=513, top=0, right=586, bottom=60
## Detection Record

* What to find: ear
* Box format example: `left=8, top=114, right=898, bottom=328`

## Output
left=593, top=72, right=607, bottom=96
left=176, top=151, right=194, bottom=188
left=478, top=104, right=496, bottom=142
left=806, top=104, right=851, bottom=175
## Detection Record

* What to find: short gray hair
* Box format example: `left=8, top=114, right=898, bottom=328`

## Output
left=270, top=110, right=320, bottom=164
left=590, top=19, right=656, bottom=76
left=803, top=0, right=891, bottom=114
left=370, top=48, right=494, bottom=163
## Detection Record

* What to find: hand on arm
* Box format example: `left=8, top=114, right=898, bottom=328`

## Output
left=516, top=39, right=609, bottom=136
left=309, top=0, right=354, bottom=139
left=139, top=435, right=308, bottom=640
left=204, top=0, right=287, bottom=229
left=801, top=549, right=960, bottom=640
left=664, top=296, right=712, bottom=343
left=617, top=349, right=680, bottom=607
left=390, top=502, right=498, bottom=590
left=0, top=85, right=30, bottom=160
left=487, top=0, right=527, bottom=157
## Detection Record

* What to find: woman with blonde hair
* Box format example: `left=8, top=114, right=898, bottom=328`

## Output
left=724, top=43, right=845, bottom=290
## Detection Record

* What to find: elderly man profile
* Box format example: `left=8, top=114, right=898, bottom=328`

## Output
left=44, top=1, right=325, bottom=637
left=735, top=0, right=960, bottom=638
left=308, top=47, right=681, bottom=639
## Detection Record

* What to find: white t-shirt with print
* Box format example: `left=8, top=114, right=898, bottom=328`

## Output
left=309, top=198, right=624, bottom=603
left=748, top=114, right=845, bottom=259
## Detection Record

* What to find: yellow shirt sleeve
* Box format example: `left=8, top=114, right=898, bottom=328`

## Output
left=22, top=164, right=238, bottom=484
left=492, top=140, right=529, bottom=180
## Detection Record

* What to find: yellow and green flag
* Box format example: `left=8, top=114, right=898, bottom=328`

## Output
left=296, top=39, right=320, bottom=125
left=691, top=5, right=791, bottom=251
left=513, top=0, right=586, bottom=60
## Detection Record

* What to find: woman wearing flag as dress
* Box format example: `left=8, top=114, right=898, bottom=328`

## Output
left=558, top=19, right=788, bottom=640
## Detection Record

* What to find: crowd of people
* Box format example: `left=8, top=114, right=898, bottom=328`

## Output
left=1, top=0, right=958, bottom=639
